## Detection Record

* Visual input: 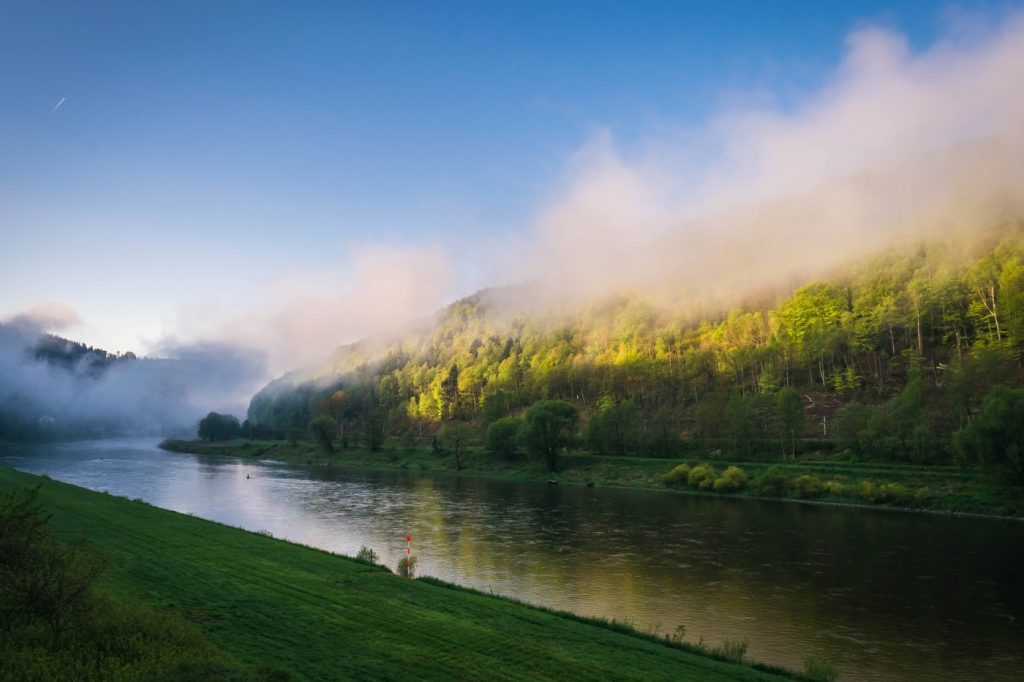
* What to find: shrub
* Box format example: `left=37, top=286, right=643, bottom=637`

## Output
left=716, top=638, right=748, bottom=662
left=753, top=467, right=789, bottom=497
left=793, top=474, right=824, bottom=499
left=914, top=486, right=933, bottom=504
left=824, top=480, right=844, bottom=495
left=397, top=555, right=417, bottom=579
left=1, top=486, right=106, bottom=651
left=804, top=655, right=840, bottom=682
left=858, top=480, right=910, bottom=504
left=355, top=546, right=379, bottom=565
left=858, top=480, right=879, bottom=502
left=878, top=482, right=909, bottom=504
left=687, top=464, right=717, bottom=489
left=662, top=463, right=691, bottom=486
left=713, top=466, right=748, bottom=492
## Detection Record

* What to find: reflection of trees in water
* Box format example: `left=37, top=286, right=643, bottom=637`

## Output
left=166, top=459, right=1024, bottom=682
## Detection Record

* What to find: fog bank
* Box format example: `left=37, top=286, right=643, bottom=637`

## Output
left=0, top=307, right=265, bottom=439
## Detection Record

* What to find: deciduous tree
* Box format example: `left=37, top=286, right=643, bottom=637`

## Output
left=520, top=400, right=579, bottom=472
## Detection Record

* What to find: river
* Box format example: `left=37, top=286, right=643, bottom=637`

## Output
left=3, top=438, right=1022, bottom=681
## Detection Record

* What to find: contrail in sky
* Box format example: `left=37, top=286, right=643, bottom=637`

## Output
left=49, top=97, right=66, bottom=114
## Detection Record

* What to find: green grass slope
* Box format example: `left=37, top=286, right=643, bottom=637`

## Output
left=0, top=467, right=803, bottom=682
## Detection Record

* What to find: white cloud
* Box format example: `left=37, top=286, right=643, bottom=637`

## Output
left=513, top=14, right=1024, bottom=305
left=173, top=242, right=456, bottom=375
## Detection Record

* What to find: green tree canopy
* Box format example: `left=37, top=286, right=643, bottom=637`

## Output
left=485, top=416, right=524, bottom=459
left=775, top=387, right=804, bottom=458
left=520, top=400, right=579, bottom=472
left=308, top=415, right=338, bottom=454
left=954, top=385, right=1024, bottom=486
left=197, top=412, right=241, bottom=441
left=438, top=420, right=472, bottom=470
left=583, top=397, right=640, bottom=456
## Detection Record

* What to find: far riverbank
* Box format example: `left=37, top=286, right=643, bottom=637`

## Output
left=161, top=438, right=1024, bottom=520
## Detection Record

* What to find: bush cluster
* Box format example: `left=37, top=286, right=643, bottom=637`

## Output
left=662, top=463, right=748, bottom=493
left=713, top=466, right=748, bottom=493
left=662, top=463, right=691, bottom=485
left=753, top=467, right=789, bottom=497
left=688, top=464, right=718, bottom=490
left=824, top=480, right=844, bottom=495
left=793, top=474, right=824, bottom=499
left=858, top=480, right=910, bottom=504
left=666, top=460, right=944, bottom=510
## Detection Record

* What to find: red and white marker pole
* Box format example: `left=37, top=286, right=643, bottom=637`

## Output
left=404, top=533, right=413, bottom=578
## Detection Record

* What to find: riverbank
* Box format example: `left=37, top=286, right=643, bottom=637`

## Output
left=161, top=439, right=1024, bottom=519
left=0, top=467, right=812, bottom=681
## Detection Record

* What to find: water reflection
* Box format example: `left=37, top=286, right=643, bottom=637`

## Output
left=3, top=438, right=1022, bottom=682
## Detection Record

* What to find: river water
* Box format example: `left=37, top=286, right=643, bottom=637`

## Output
left=3, top=438, right=1022, bottom=681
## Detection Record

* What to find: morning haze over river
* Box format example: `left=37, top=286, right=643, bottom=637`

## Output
left=5, top=439, right=1021, bottom=682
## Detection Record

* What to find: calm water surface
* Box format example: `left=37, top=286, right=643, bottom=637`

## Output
left=3, top=438, right=1022, bottom=681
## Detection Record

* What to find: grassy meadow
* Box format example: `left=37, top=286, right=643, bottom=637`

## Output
left=0, top=467, right=814, bottom=681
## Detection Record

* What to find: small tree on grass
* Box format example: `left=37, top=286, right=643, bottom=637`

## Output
left=355, top=546, right=379, bottom=565
left=0, top=486, right=106, bottom=651
left=520, top=400, right=579, bottom=473
left=439, top=420, right=473, bottom=470
left=308, top=415, right=338, bottom=454
left=30, top=537, right=107, bottom=651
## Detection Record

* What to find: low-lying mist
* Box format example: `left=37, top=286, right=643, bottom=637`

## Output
left=0, top=310, right=265, bottom=440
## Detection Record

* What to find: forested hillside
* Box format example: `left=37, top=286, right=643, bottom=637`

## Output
left=248, top=225, right=1024, bottom=471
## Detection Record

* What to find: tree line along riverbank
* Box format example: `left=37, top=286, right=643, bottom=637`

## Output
left=0, top=467, right=826, bottom=681
left=160, top=438, right=1024, bottom=519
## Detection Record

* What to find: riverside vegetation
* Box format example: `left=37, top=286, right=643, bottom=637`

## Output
left=162, top=433, right=1023, bottom=518
left=0, top=467, right=826, bottom=681
left=224, top=228, right=1024, bottom=516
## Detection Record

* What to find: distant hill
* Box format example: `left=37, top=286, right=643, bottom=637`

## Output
left=30, top=333, right=138, bottom=376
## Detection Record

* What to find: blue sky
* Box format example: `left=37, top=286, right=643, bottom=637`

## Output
left=1, top=1, right=1019, bottom=363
